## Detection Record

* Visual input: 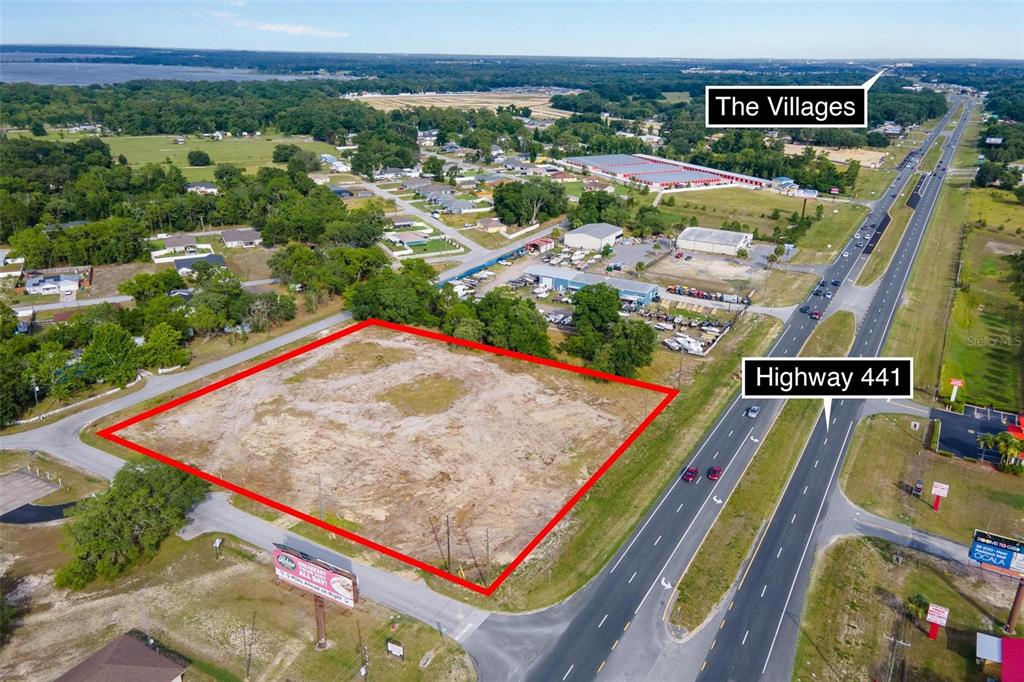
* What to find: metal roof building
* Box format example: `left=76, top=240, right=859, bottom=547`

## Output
left=525, top=264, right=659, bottom=304
left=564, top=222, right=624, bottom=251
left=563, top=153, right=769, bottom=189
left=676, top=227, right=753, bottom=255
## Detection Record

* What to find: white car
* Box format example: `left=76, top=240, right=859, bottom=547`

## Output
left=842, top=251, right=850, bottom=258
left=537, top=291, right=549, bottom=299
left=854, top=232, right=862, bottom=239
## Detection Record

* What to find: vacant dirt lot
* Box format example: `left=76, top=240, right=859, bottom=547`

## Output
left=355, top=92, right=573, bottom=119
left=783, top=143, right=887, bottom=168
left=122, top=326, right=654, bottom=568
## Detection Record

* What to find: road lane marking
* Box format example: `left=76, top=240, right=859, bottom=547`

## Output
left=563, top=664, right=574, bottom=680
left=624, top=621, right=630, bottom=632
left=612, top=640, right=618, bottom=651
left=777, top=547, right=783, bottom=558
left=761, top=584, right=767, bottom=597
left=743, top=630, right=750, bottom=646
left=728, top=430, right=734, bottom=437
left=597, top=661, right=605, bottom=675
left=676, top=503, right=684, bottom=513
left=814, top=459, right=819, bottom=467
left=598, top=614, right=607, bottom=628
left=654, top=535, right=661, bottom=546
left=803, top=485, right=808, bottom=495
left=791, top=514, right=797, bottom=524
left=761, top=421, right=855, bottom=674
left=628, top=571, right=637, bottom=583
left=711, top=639, right=717, bottom=650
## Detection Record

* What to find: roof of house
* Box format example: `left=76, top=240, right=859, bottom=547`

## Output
left=391, top=230, right=429, bottom=243
left=568, top=222, right=624, bottom=240
left=678, top=226, right=752, bottom=247
left=390, top=214, right=419, bottom=225
left=174, top=254, right=226, bottom=270
left=478, top=217, right=505, bottom=228
left=27, top=273, right=80, bottom=285
left=222, top=228, right=261, bottom=243
left=55, top=633, right=187, bottom=682
left=185, top=182, right=217, bottom=190
left=163, top=234, right=197, bottom=249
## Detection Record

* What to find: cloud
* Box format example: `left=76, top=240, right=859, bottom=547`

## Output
left=235, top=19, right=348, bottom=39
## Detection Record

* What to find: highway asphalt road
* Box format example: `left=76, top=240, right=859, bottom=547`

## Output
left=516, top=96, right=970, bottom=682
left=698, top=97, right=974, bottom=682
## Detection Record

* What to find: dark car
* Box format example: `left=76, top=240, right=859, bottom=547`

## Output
left=682, top=467, right=699, bottom=482
left=831, top=279, right=841, bottom=287
left=819, top=280, right=827, bottom=288
left=799, top=305, right=810, bottom=314
left=856, top=242, right=864, bottom=248
left=707, top=466, right=722, bottom=480
left=813, top=289, right=823, bottom=297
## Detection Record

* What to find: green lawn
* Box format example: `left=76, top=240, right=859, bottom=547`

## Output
left=660, top=91, right=693, bottom=104
left=840, top=414, right=1023, bottom=543
left=96, top=134, right=341, bottom=182
left=847, top=166, right=897, bottom=200
left=655, top=188, right=867, bottom=263
left=794, top=536, right=1017, bottom=682
left=755, top=269, right=819, bottom=306
left=803, top=311, right=855, bottom=356
left=939, top=222, right=1024, bottom=410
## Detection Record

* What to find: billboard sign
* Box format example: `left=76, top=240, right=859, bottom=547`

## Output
left=273, top=545, right=358, bottom=608
left=386, top=640, right=405, bottom=659
left=950, top=378, right=965, bottom=387
left=970, top=530, right=1024, bottom=579
left=830, top=186, right=840, bottom=194
left=931, top=481, right=949, bottom=497
left=926, top=604, right=949, bottom=627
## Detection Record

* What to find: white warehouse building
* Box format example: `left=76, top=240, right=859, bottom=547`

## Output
left=564, top=222, right=623, bottom=251
left=676, top=227, right=752, bottom=256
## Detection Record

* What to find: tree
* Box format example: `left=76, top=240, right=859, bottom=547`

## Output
left=475, top=289, right=551, bottom=357
left=977, top=432, right=1023, bottom=474
left=1008, top=249, right=1024, bottom=304
left=55, top=460, right=208, bottom=589
left=80, top=323, right=139, bottom=387
left=187, top=150, right=212, bottom=166
left=1016, top=186, right=1024, bottom=205
left=593, top=319, right=656, bottom=378
left=0, top=302, right=16, bottom=340
left=423, top=156, right=445, bottom=181
left=138, top=322, right=190, bottom=369
left=737, top=248, right=749, bottom=259
left=0, top=345, right=32, bottom=426
left=493, top=178, right=567, bottom=226
left=117, top=269, right=186, bottom=304
left=348, top=261, right=438, bottom=325
left=188, top=304, right=226, bottom=338
left=23, top=341, right=75, bottom=400
left=30, top=121, right=46, bottom=136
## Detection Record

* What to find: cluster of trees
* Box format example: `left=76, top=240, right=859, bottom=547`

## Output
left=866, top=89, right=948, bottom=127
left=268, top=242, right=389, bottom=311
left=562, top=284, right=656, bottom=378
left=55, top=460, right=209, bottom=589
left=532, top=113, right=654, bottom=158
left=789, top=128, right=890, bottom=149
left=271, top=143, right=321, bottom=171
left=974, top=161, right=1022, bottom=190
left=1009, top=249, right=1024, bottom=305
left=570, top=190, right=670, bottom=237
left=187, top=150, right=212, bottom=166
left=493, top=178, right=568, bottom=227
left=10, top=218, right=149, bottom=268
left=977, top=121, right=1024, bottom=164
left=0, top=264, right=296, bottom=426
left=692, top=131, right=861, bottom=194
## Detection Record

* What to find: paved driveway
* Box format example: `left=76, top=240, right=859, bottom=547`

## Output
left=0, top=471, right=58, bottom=515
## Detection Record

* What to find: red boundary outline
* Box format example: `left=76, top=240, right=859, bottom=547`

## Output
left=97, top=318, right=679, bottom=595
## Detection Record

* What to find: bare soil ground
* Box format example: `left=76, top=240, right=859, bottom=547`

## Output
left=82, top=262, right=160, bottom=298
left=356, top=92, right=572, bottom=119
left=783, top=142, right=888, bottom=167
left=122, top=326, right=653, bottom=567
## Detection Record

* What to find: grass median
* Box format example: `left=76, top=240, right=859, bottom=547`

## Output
left=856, top=172, right=919, bottom=286
left=669, top=312, right=854, bottom=631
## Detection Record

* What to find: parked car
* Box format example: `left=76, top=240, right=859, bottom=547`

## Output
left=684, top=255, right=693, bottom=261
left=707, top=466, right=722, bottom=481
left=746, top=406, right=760, bottom=418
left=682, top=467, right=699, bottom=482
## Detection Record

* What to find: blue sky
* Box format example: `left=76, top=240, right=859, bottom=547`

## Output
left=2, top=1, right=1021, bottom=59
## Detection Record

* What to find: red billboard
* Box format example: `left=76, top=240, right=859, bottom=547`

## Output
left=273, top=546, right=358, bottom=608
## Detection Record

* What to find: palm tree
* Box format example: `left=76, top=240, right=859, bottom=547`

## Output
left=977, top=432, right=1023, bottom=473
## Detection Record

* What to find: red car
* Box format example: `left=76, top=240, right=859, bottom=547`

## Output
left=682, top=467, right=699, bottom=482
left=810, top=310, right=822, bottom=320
left=707, top=466, right=722, bottom=481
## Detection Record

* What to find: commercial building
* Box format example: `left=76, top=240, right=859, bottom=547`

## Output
left=525, top=264, right=659, bottom=305
left=676, top=227, right=752, bottom=256
left=563, top=153, right=769, bottom=190
left=564, top=222, right=623, bottom=251
left=56, top=633, right=187, bottom=682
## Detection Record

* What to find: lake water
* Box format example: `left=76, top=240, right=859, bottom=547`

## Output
left=0, top=61, right=321, bottom=85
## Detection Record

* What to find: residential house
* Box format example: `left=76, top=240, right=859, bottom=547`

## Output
left=185, top=182, right=219, bottom=196
left=162, top=234, right=198, bottom=254
left=25, top=274, right=80, bottom=295
left=221, top=228, right=262, bottom=248
left=582, top=178, right=614, bottom=193
left=549, top=171, right=576, bottom=183
left=174, top=254, right=226, bottom=276
left=477, top=217, right=506, bottom=233
left=54, top=633, right=187, bottom=682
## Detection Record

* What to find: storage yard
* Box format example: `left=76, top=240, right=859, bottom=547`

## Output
left=120, top=325, right=656, bottom=569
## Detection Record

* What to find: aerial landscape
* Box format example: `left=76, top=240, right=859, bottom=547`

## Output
left=0, top=2, right=1022, bottom=681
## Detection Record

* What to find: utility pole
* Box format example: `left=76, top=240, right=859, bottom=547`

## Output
left=317, top=473, right=324, bottom=520
left=1007, top=577, right=1024, bottom=633
left=446, top=514, right=452, bottom=572
left=485, top=528, right=490, bottom=583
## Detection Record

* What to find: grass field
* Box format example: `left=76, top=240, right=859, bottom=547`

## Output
left=660, top=91, right=693, bottom=104
left=669, top=313, right=851, bottom=630
left=66, top=133, right=343, bottom=182
left=940, top=221, right=1024, bottom=410
left=953, top=111, right=984, bottom=169
left=794, top=536, right=1019, bottom=682
left=921, top=135, right=944, bottom=172
left=655, top=188, right=867, bottom=264
left=756, top=269, right=819, bottom=306
left=884, top=178, right=968, bottom=401
left=0, top=530, right=472, bottom=682
left=840, top=414, right=1023, bottom=543
left=849, top=166, right=897, bottom=200
left=856, top=172, right=918, bottom=286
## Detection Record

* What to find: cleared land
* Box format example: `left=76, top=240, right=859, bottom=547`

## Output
left=0, top=529, right=472, bottom=682
left=355, top=92, right=572, bottom=119
left=782, top=143, right=887, bottom=167
left=120, top=325, right=656, bottom=570
left=840, top=414, right=1023, bottom=543
left=794, top=537, right=1019, bottom=682
left=646, top=251, right=817, bottom=305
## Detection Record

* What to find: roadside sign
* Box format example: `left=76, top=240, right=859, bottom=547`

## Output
left=830, top=186, right=840, bottom=194
left=970, top=530, right=1024, bottom=579
left=926, top=604, right=949, bottom=626
left=273, top=546, right=358, bottom=608
left=950, top=378, right=965, bottom=387
left=931, top=482, right=949, bottom=497
left=386, top=640, right=405, bottom=659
